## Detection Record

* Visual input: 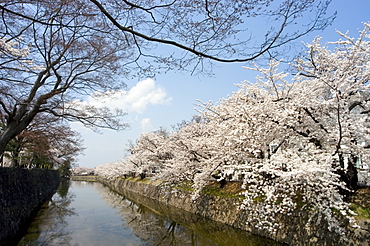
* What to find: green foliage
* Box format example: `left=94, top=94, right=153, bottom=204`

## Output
left=31, top=154, right=52, bottom=169
left=200, top=181, right=244, bottom=199
left=59, top=160, right=72, bottom=178
left=351, top=205, right=370, bottom=220
left=252, top=195, right=267, bottom=203
left=350, top=188, right=370, bottom=220
left=202, top=186, right=244, bottom=199
left=174, top=180, right=194, bottom=192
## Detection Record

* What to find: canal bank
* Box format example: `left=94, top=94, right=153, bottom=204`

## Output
left=99, top=177, right=370, bottom=246
left=0, top=167, right=60, bottom=245
left=71, top=175, right=98, bottom=182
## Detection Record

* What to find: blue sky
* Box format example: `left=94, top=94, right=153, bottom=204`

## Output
left=72, top=0, right=370, bottom=168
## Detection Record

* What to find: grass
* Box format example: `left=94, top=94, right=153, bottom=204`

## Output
left=124, top=176, right=163, bottom=185
left=123, top=177, right=245, bottom=199
left=174, top=180, right=194, bottom=192
left=174, top=180, right=245, bottom=199
left=202, top=181, right=245, bottom=199
left=351, top=205, right=370, bottom=219
left=350, top=188, right=370, bottom=220
left=125, top=176, right=141, bottom=181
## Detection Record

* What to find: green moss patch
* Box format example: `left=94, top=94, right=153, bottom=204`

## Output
left=201, top=181, right=245, bottom=199
left=350, top=188, right=370, bottom=220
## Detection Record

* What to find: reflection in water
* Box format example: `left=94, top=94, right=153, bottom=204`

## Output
left=18, top=179, right=76, bottom=246
left=18, top=181, right=280, bottom=246
left=95, top=184, right=280, bottom=246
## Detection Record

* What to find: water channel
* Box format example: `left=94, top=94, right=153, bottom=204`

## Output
left=18, top=180, right=280, bottom=246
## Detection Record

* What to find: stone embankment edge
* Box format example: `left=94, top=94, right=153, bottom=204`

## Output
left=71, top=175, right=98, bottom=181
left=99, top=177, right=370, bottom=246
left=0, top=167, right=60, bottom=245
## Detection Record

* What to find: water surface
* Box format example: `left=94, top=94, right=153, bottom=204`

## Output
left=18, top=180, right=280, bottom=246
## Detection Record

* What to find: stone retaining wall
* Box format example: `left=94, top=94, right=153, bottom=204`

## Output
left=0, top=167, right=60, bottom=245
left=100, top=177, right=370, bottom=246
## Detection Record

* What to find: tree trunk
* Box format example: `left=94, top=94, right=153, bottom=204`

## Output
left=0, top=129, right=15, bottom=157
left=11, top=147, right=20, bottom=167
left=0, top=104, right=40, bottom=156
left=336, top=153, right=358, bottom=200
left=346, top=155, right=358, bottom=190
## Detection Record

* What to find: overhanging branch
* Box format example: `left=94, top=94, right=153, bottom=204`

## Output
left=88, top=0, right=289, bottom=63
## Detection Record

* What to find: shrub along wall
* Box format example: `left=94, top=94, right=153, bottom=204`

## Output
left=100, top=177, right=370, bottom=246
left=0, top=167, right=60, bottom=245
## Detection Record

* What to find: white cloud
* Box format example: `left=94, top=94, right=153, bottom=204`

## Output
left=141, top=118, right=154, bottom=132
left=84, top=78, right=172, bottom=113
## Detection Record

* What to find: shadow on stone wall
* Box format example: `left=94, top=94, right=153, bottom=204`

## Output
left=0, top=167, right=60, bottom=245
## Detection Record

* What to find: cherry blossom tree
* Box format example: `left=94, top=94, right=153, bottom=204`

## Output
left=127, top=130, right=172, bottom=179
left=159, top=121, right=217, bottom=186
left=113, top=23, right=370, bottom=236
left=0, top=0, right=334, bottom=157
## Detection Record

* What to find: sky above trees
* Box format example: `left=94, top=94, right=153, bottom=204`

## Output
left=72, top=0, right=370, bottom=168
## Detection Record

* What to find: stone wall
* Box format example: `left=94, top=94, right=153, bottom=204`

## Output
left=100, top=177, right=370, bottom=246
left=0, top=167, right=60, bottom=245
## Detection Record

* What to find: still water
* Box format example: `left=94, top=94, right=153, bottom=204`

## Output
left=18, top=180, right=280, bottom=246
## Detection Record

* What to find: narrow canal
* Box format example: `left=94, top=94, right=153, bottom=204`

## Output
left=18, top=180, right=280, bottom=246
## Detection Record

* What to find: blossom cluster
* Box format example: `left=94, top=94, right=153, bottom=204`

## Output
left=0, top=37, right=44, bottom=71
left=97, top=23, right=370, bottom=236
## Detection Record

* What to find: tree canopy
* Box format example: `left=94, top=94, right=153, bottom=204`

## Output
left=97, top=22, right=370, bottom=237
left=0, top=0, right=334, bottom=157
left=1, top=114, right=84, bottom=168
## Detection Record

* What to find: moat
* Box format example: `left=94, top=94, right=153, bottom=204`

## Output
left=17, top=180, right=279, bottom=246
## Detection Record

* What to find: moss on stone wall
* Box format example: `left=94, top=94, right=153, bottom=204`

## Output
left=0, top=167, right=60, bottom=245
left=100, top=177, right=370, bottom=246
